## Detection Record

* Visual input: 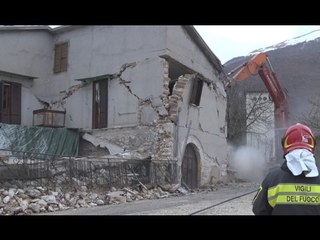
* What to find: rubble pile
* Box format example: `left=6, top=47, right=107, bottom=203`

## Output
left=0, top=180, right=183, bottom=215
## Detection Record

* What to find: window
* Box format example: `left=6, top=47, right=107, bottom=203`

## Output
left=189, top=77, right=203, bottom=106
left=53, top=42, right=68, bottom=73
left=92, top=79, right=108, bottom=129
left=0, top=81, right=21, bottom=124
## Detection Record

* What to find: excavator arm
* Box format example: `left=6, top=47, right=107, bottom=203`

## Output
left=227, top=52, right=290, bottom=129
left=227, top=52, right=290, bottom=162
left=231, top=53, right=268, bottom=81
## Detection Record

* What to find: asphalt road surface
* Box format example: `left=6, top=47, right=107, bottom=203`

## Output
left=41, top=182, right=259, bottom=215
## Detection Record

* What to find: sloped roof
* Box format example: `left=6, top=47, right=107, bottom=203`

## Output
left=0, top=25, right=52, bottom=31
left=182, top=26, right=224, bottom=74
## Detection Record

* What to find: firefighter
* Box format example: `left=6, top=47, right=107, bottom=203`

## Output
left=252, top=123, right=320, bottom=215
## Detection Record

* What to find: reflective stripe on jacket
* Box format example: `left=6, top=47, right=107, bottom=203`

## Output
left=252, top=162, right=320, bottom=215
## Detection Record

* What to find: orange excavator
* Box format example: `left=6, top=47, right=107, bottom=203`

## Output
left=227, top=52, right=290, bottom=161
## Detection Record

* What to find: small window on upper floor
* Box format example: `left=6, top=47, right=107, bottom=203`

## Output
left=53, top=42, right=68, bottom=73
left=189, top=76, right=203, bottom=106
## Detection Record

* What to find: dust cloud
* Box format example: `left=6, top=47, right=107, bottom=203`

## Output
left=228, top=145, right=266, bottom=182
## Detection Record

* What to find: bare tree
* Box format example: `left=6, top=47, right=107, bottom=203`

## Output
left=226, top=83, right=274, bottom=147
left=299, top=96, right=320, bottom=133
left=297, top=96, right=320, bottom=165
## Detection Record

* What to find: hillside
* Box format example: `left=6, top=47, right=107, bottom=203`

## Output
left=224, top=33, right=320, bottom=127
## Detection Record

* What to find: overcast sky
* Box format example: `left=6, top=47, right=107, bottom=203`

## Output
left=194, top=25, right=320, bottom=64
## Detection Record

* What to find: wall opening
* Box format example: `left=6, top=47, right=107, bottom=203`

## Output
left=162, top=56, right=195, bottom=96
left=181, top=143, right=199, bottom=189
left=189, top=76, right=203, bottom=106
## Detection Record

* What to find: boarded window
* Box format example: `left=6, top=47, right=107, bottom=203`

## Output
left=53, top=42, right=68, bottom=73
left=189, top=77, right=203, bottom=106
left=0, top=81, right=21, bottom=124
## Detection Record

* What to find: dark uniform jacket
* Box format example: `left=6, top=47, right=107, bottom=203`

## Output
left=252, top=161, right=320, bottom=215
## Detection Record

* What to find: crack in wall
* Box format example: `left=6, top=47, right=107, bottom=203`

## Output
left=35, top=60, right=166, bottom=121
left=117, top=62, right=151, bottom=105
left=35, top=62, right=138, bottom=110
left=51, top=82, right=90, bottom=107
left=117, top=62, right=168, bottom=121
left=206, top=154, right=220, bottom=166
left=35, top=81, right=90, bottom=110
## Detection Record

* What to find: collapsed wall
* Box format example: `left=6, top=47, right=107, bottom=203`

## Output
left=80, top=57, right=228, bottom=188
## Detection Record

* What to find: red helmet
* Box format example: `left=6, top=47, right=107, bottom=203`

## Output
left=282, top=123, right=316, bottom=155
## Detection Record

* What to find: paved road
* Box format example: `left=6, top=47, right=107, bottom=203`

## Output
left=41, top=182, right=259, bottom=215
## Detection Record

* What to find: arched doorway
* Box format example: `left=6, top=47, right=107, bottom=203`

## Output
left=181, top=144, right=198, bottom=189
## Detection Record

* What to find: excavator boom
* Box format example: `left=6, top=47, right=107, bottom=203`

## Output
left=232, top=53, right=268, bottom=81
left=228, top=52, right=289, bottom=128
left=227, top=52, right=290, bottom=162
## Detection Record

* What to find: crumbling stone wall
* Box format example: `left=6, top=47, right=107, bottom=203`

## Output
left=81, top=57, right=227, bottom=187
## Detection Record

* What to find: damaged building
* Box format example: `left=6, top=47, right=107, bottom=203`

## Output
left=0, top=25, right=228, bottom=189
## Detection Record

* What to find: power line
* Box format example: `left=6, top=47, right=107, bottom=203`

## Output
left=189, top=188, right=258, bottom=215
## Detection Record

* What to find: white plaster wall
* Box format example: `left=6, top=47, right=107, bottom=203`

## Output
left=175, top=76, right=228, bottom=185
left=163, top=26, right=228, bottom=184
left=50, top=26, right=168, bottom=129
left=166, top=26, right=221, bottom=80
left=0, top=31, right=52, bottom=78
left=0, top=30, right=53, bottom=125
left=165, top=26, right=228, bottom=184
left=0, top=26, right=227, bottom=132
left=49, top=25, right=225, bottom=128
left=113, top=57, right=165, bottom=127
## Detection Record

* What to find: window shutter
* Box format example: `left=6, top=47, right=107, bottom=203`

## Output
left=11, top=82, right=21, bottom=124
left=60, top=43, right=68, bottom=72
left=54, top=42, right=68, bottom=73
left=54, top=44, right=62, bottom=73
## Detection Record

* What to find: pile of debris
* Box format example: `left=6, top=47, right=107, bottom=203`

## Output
left=0, top=180, right=186, bottom=215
